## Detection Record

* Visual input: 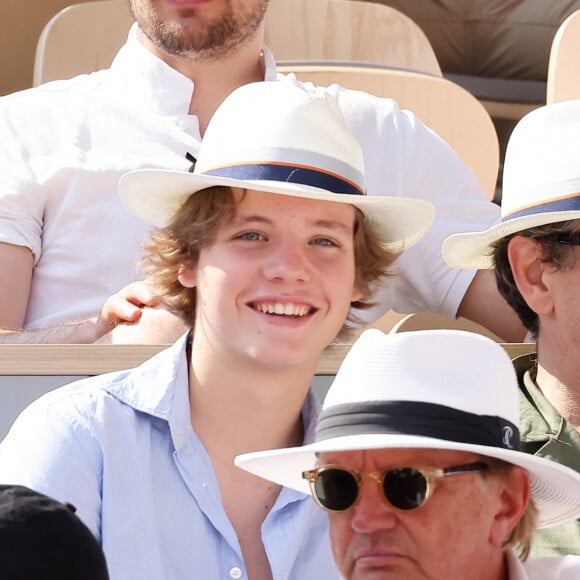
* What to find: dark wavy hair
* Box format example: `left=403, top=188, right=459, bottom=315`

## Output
left=492, top=220, right=580, bottom=339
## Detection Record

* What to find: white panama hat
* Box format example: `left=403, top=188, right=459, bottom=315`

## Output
left=119, top=81, right=434, bottom=250
left=443, top=100, right=580, bottom=269
left=236, top=329, right=580, bottom=529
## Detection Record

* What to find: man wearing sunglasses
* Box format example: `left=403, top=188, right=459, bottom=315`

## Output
left=443, top=100, right=580, bottom=558
left=236, top=329, right=580, bottom=579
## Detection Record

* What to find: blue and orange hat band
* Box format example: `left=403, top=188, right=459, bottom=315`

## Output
left=502, top=191, right=580, bottom=221
left=202, top=161, right=365, bottom=197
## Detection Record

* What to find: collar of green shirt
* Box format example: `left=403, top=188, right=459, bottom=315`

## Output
left=514, top=354, right=580, bottom=469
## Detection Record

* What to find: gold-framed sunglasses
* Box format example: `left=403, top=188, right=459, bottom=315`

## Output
left=302, top=461, right=488, bottom=512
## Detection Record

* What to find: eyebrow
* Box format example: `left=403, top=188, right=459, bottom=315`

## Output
left=231, top=214, right=354, bottom=234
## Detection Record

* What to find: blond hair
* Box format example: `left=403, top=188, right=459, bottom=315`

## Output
left=483, top=457, right=539, bottom=561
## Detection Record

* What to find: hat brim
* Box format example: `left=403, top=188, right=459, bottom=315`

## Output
left=442, top=210, right=580, bottom=269
left=119, top=169, right=435, bottom=251
left=235, top=433, right=580, bottom=528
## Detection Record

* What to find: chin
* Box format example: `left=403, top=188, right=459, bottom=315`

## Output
left=247, top=342, right=320, bottom=370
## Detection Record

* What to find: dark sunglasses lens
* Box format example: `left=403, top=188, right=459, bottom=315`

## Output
left=383, top=468, right=428, bottom=510
left=314, top=469, right=359, bottom=511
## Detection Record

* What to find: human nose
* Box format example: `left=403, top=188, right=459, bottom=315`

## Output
left=262, top=240, right=311, bottom=283
left=350, top=476, right=398, bottom=533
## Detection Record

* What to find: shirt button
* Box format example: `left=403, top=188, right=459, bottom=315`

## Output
left=229, top=567, right=243, bottom=579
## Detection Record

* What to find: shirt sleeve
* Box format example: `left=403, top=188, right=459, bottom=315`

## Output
left=0, top=90, right=59, bottom=264
left=0, top=386, right=103, bottom=539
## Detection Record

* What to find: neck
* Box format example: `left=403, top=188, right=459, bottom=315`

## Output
left=137, top=25, right=266, bottom=134
left=187, top=333, right=316, bottom=580
left=535, top=334, right=580, bottom=431
left=187, top=341, right=317, bottom=461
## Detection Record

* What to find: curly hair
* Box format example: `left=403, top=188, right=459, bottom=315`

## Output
left=492, top=220, right=580, bottom=339
left=141, top=186, right=401, bottom=333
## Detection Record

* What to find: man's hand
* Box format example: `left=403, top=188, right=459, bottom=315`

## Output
left=95, top=281, right=188, bottom=344
left=99, top=307, right=188, bottom=344
left=94, top=281, right=160, bottom=338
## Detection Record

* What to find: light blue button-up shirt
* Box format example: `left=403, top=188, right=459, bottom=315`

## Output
left=0, top=333, right=338, bottom=580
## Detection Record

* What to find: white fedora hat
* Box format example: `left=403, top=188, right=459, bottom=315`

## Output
left=119, top=81, right=434, bottom=250
left=236, top=329, right=580, bottom=528
left=443, top=99, right=580, bottom=269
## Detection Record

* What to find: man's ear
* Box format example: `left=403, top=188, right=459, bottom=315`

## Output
left=507, top=236, right=554, bottom=316
left=488, top=466, right=531, bottom=549
left=177, top=263, right=196, bottom=288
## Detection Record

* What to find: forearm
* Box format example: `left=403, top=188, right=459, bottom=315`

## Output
left=0, top=316, right=106, bottom=344
left=0, top=281, right=169, bottom=344
left=457, top=269, right=527, bottom=342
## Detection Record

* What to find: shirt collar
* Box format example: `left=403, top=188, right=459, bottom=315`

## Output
left=262, top=45, right=279, bottom=80
left=105, top=328, right=321, bottom=446
left=103, top=332, right=190, bottom=419
left=302, top=389, right=322, bottom=444
left=516, top=354, right=566, bottom=443
left=109, top=24, right=194, bottom=115
left=110, top=24, right=278, bottom=115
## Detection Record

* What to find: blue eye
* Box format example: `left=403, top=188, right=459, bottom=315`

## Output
left=239, top=232, right=264, bottom=241
left=313, top=237, right=337, bottom=247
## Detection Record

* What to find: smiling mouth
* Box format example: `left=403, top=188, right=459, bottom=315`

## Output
left=251, top=302, right=313, bottom=317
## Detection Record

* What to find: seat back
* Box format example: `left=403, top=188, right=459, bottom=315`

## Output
left=387, top=312, right=503, bottom=341
left=33, top=0, right=133, bottom=86
left=277, top=64, right=499, bottom=200
left=547, top=9, right=580, bottom=104
left=265, top=0, right=441, bottom=75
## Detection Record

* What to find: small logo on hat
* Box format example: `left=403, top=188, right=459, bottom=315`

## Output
left=502, top=426, right=514, bottom=449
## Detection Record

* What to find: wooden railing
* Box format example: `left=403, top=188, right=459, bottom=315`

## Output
left=0, top=342, right=535, bottom=376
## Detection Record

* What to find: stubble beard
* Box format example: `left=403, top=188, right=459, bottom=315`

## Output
left=130, top=1, right=268, bottom=62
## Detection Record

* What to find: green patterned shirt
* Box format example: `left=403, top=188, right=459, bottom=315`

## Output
left=515, top=354, right=580, bottom=557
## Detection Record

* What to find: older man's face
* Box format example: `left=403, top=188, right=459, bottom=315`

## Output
left=128, top=0, right=268, bottom=61
left=319, top=448, right=510, bottom=580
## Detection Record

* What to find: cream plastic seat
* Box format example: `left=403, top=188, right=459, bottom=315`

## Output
left=33, top=0, right=133, bottom=86
left=265, top=0, right=441, bottom=75
left=387, top=312, right=503, bottom=341
left=547, top=9, right=580, bottom=104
